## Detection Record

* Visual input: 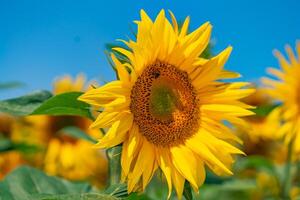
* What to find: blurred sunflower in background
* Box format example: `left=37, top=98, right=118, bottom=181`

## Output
left=236, top=87, right=286, bottom=164
left=7, top=74, right=108, bottom=186
left=43, top=74, right=107, bottom=185
left=79, top=9, right=254, bottom=198
left=262, top=41, right=300, bottom=155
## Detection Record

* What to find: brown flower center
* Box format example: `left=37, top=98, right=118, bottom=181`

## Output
left=130, top=61, right=199, bottom=146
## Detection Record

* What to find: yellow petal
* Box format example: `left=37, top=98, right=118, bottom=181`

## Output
left=186, top=131, right=232, bottom=175
left=170, top=145, right=199, bottom=190
left=171, top=166, right=185, bottom=200
left=201, top=104, right=254, bottom=116
left=94, top=114, right=133, bottom=148
left=156, top=148, right=173, bottom=199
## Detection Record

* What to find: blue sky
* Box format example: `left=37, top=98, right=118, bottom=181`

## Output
left=0, top=0, right=299, bottom=99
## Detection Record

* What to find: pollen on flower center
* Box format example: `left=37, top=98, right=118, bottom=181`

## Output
left=130, top=61, right=199, bottom=146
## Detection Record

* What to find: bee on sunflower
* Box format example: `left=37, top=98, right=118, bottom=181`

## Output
left=79, top=10, right=254, bottom=198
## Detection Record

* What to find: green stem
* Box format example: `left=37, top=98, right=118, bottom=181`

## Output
left=106, top=146, right=122, bottom=186
left=281, top=140, right=293, bottom=200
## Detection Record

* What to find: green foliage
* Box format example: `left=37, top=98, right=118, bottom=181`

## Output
left=0, top=81, right=25, bottom=91
left=0, top=91, right=94, bottom=120
left=0, top=137, right=41, bottom=153
left=105, top=183, right=128, bottom=198
left=31, top=92, right=93, bottom=120
left=0, top=166, right=142, bottom=200
left=30, top=193, right=119, bottom=200
left=195, top=180, right=256, bottom=200
left=58, top=126, right=97, bottom=144
left=183, top=181, right=193, bottom=200
left=251, top=104, right=279, bottom=117
left=234, top=156, right=275, bottom=175
left=0, top=166, right=99, bottom=200
left=0, top=90, right=52, bottom=116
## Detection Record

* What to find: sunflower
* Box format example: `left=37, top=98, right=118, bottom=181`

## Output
left=235, top=87, right=286, bottom=163
left=239, top=88, right=278, bottom=141
left=262, top=41, right=300, bottom=154
left=79, top=10, right=254, bottom=198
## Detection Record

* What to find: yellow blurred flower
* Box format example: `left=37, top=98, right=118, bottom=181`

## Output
left=8, top=74, right=107, bottom=185
left=252, top=172, right=280, bottom=199
left=0, top=114, right=26, bottom=179
left=290, top=186, right=300, bottom=200
left=237, top=88, right=287, bottom=163
left=53, top=73, right=86, bottom=94
left=262, top=41, right=300, bottom=154
left=241, top=88, right=281, bottom=141
left=0, top=151, right=25, bottom=179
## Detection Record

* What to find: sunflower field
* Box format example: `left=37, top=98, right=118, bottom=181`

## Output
left=1, top=2, right=300, bottom=200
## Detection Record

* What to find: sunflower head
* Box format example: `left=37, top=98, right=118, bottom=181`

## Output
left=130, top=61, right=200, bottom=146
left=79, top=9, right=254, bottom=198
left=262, top=41, right=300, bottom=153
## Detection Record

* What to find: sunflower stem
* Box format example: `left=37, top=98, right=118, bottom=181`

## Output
left=281, top=140, right=293, bottom=200
left=183, top=181, right=193, bottom=200
left=106, top=146, right=122, bottom=186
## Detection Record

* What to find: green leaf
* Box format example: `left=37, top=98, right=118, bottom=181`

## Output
left=0, top=81, right=25, bottom=90
left=105, top=183, right=128, bottom=198
left=31, top=92, right=93, bottom=120
left=58, top=126, right=97, bottom=144
left=0, top=137, right=41, bottom=153
left=30, top=193, right=119, bottom=200
left=0, top=90, right=52, bottom=116
left=183, top=181, right=193, bottom=200
left=196, top=180, right=256, bottom=200
left=125, top=193, right=153, bottom=200
left=234, top=156, right=275, bottom=175
left=0, top=166, right=102, bottom=200
left=251, top=104, right=279, bottom=117
left=0, top=137, right=12, bottom=152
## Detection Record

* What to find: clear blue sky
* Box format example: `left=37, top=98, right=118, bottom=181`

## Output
left=0, top=0, right=299, bottom=99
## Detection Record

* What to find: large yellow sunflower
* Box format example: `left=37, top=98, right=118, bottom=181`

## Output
left=79, top=10, right=254, bottom=198
left=262, top=41, right=300, bottom=154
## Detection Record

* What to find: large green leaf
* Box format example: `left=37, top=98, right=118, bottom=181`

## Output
left=0, top=166, right=119, bottom=200
left=0, top=90, right=52, bottom=116
left=31, top=92, right=93, bottom=120
left=30, top=193, right=118, bottom=200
